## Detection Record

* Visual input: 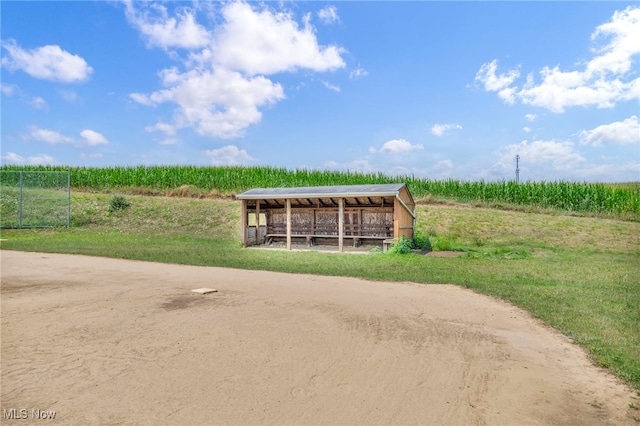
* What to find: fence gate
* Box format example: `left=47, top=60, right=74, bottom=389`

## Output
left=0, top=170, right=71, bottom=228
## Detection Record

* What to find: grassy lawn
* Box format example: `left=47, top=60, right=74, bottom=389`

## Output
left=1, top=192, right=639, bottom=391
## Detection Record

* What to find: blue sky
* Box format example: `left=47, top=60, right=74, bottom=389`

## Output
left=1, top=1, right=639, bottom=182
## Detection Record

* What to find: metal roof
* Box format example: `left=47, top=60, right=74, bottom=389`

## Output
left=236, top=183, right=408, bottom=200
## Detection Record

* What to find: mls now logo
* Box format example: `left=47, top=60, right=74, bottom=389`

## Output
left=3, top=408, right=57, bottom=420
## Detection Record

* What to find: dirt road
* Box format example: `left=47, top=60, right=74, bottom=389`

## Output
left=1, top=251, right=636, bottom=425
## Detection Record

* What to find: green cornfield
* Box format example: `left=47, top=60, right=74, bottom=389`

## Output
left=1, top=165, right=638, bottom=217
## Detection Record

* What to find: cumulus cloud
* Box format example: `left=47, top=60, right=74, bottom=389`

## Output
left=80, top=129, right=109, bottom=146
left=128, top=1, right=346, bottom=139
left=1, top=39, right=93, bottom=83
left=206, top=2, right=346, bottom=76
left=204, top=145, right=255, bottom=165
left=525, top=113, right=537, bottom=121
left=25, top=126, right=109, bottom=147
left=318, top=6, right=340, bottom=25
left=579, top=115, right=640, bottom=146
left=124, top=1, right=210, bottom=50
left=497, top=139, right=585, bottom=172
left=370, top=139, right=424, bottom=154
left=474, top=60, right=520, bottom=104
left=475, top=6, right=640, bottom=112
left=133, top=68, right=284, bottom=139
left=1, top=152, right=55, bottom=165
left=431, top=123, right=462, bottom=137
left=28, top=127, right=75, bottom=145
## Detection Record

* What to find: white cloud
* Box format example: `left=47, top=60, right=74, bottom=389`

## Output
left=59, top=89, right=78, bottom=102
left=349, top=66, right=368, bottom=80
left=146, top=122, right=177, bottom=136
left=204, top=145, right=255, bottom=165
left=207, top=2, right=346, bottom=76
left=145, top=122, right=179, bottom=145
left=129, top=92, right=155, bottom=106
left=318, top=6, right=340, bottom=25
left=579, top=115, right=640, bottom=146
left=433, top=159, right=453, bottom=171
left=474, top=59, right=520, bottom=104
left=124, top=1, right=210, bottom=50
left=29, top=96, right=47, bottom=110
left=588, top=6, right=640, bottom=77
left=1, top=152, right=55, bottom=165
left=128, top=1, right=346, bottom=139
left=431, top=123, right=462, bottom=137
left=28, top=127, right=75, bottom=145
left=523, top=126, right=532, bottom=133
left=573, top=162, right=640, bottom=181
left=475, top=6, right=640, bottom=113
left=132, top=68, right=284, bottom=139
left=497, top=139, right=585, bottom=172
left=1, top=83, right=17, bottom=96
left=25, top=126, right=108, bottom=147
left=1, top=39, right=92, bottom=83
left=80, top=129, right=109, bottom=146
left=158, top=138, right=178, bottom=146
left=322, top=81, right=341, bottom=92
left=370, top=139, right=424, bottom=154
left=525, top=113, right=537, bottom=121
left=324, top=159, right=374, bottom=173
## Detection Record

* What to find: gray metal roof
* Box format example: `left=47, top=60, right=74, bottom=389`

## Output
left=236, top=183, right=407, bottom=200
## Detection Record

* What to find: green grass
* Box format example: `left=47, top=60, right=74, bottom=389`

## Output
left=1, top=193, right=638, bottom=391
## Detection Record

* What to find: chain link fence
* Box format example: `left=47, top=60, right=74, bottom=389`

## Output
left=0, top=170, right=70, bottom=228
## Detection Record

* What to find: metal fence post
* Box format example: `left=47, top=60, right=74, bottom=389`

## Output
left=67, top=169, right=71, bottom=227
left=18, top=171, right=23, bottom=228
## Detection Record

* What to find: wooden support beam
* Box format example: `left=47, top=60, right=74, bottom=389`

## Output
left=241, top=200, right=248, bottom=248
left=255, top=200, right=260, bottom=245
left=286, top=198, right=292, bottom=251
left=338, top=198, right=344, bottom=252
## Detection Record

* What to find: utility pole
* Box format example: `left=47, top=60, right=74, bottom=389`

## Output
left=515, top=155, right=520, bottom=184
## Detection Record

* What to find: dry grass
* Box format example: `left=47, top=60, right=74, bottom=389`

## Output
left=417, top=204, right=639, bottom=255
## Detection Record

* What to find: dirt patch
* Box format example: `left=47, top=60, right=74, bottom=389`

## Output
left=425, top=250, right=466, bottom=257
left=1, top=251, right=637, bottom=425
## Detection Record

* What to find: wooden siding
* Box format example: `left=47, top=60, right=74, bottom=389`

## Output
left=238, top=184, right=415, bottom=251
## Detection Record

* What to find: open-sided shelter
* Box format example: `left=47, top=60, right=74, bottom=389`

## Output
left=236, top=183, right=415, bottom=252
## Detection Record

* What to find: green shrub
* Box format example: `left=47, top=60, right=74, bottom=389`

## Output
left=388, top=236, right=413, bottom=254
left=108, top=194, right=131, bottom=213
left=413, top=231, right=432, bottom=252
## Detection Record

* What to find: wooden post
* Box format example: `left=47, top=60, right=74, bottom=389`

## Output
left=241, top=200, right=248, bottom=248
left=338, top=198, right=344, bottom=252
left=393, top=198, right=400, bottom=239
left=255, top=200, right=261, bottom=245
left=286, top=198, right=292, bottom=251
